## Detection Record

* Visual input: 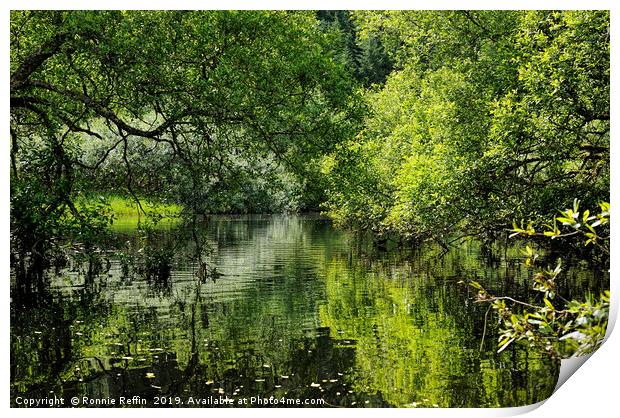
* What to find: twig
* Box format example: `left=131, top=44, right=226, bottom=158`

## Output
left=480, top=305, right=491, bottom=352
left=475, top=296, right=542, bottom=310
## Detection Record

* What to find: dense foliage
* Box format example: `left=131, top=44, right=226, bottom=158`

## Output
left=10, top=10, right=363, bottom=280
left=10, top=11, right=610, bottom=361
left=12, top=10, right=609, bottom=249
left=322, top=11, right=609, bottom=243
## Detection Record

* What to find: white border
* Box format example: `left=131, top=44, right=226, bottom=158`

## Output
left=2, top=1, right=618, bottom=417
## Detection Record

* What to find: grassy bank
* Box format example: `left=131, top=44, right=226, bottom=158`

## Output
left=76, top=195, right=183, bottom=231
left=102, top=195, right=182, bottom=216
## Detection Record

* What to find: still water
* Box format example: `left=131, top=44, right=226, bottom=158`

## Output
left=13, top=214, right=604, bottom=408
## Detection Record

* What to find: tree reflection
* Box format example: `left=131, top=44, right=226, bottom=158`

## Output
left=11, top=216, right=581, bottom=407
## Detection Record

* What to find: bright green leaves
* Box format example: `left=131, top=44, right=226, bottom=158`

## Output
left=489, top=11, right=609, bottom=224
left=556, top=199, right=583, bottom=227
left=473, top=201, right=609, bottom=358
left=322, top=11, right=609, bottom=241
left=469, top=280, right=484, bottom=291
left=557, top=291, right=610, bottom=356
left=543, top=298, right=555, bottom=311
left=510, top=200, right=610, bottom=252
left=323, top=61, right=488, bottom=239
left=510, top=220, right=537, bottom=238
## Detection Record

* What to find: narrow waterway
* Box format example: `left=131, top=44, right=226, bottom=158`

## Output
left=13, top=214, right=607, bottom=407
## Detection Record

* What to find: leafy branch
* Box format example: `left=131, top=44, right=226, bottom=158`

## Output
left=469, top=201, right=610, bottom=358
left=510, top=199, right=609, bottom=253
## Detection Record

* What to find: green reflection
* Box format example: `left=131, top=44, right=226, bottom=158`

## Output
left=110, top=214, right=181, bottom=233
left=318, top=253, right=558, bottom=407
left=11, top=216, right=603, bottom=408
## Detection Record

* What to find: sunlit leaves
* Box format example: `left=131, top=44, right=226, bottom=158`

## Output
left=323, top=11, right=609, bottom=240
left=509, top=199, right=609, bottom=251
left=475, top=202, right=609, bottom=358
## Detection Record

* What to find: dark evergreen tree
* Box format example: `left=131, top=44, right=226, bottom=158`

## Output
left=317, top=10, right=392, bottom=86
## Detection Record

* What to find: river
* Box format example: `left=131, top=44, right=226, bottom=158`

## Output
left=12, top=214, right=607, bottom=407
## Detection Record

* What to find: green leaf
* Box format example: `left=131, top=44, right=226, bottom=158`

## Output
left=582, top=209, right=590, bottom=223
left=497, top=337, right=516, bottom=353
left=510, top=314, right=519, bottom=325
left=556, top=217, right=573, bottom=225
left=469, top=281, right=483, bottom=290
left=543, top=298, right=555, bottom=310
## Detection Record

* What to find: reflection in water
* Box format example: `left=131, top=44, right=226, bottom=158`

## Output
left=12, top=215, right=606, bottom=407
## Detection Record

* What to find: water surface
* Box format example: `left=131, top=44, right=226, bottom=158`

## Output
left=12, top=215, right=601, bottom=407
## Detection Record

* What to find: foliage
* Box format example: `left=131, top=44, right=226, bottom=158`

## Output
left=510, top=199, right=609, bottom=252
left=13, top=10, right=609, bottom=268
left=322, top=11, right=609, bottom=242
left=470, top=201, right=610, bottom=358
left=316, top=10, right=393, bottom=87
left=9, top=10, right=611, bottom=408
left=10, top=10, right=362, bottom=283
left=10, top=177, right=114, bottom=290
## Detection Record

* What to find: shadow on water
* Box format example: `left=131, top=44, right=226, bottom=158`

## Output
left=11, top=215, right=607, bottom=407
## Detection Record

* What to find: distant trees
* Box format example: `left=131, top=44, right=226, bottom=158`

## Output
left=317, top=10, right=393, bottom=86
left=322, top=11, right=609, bottom=242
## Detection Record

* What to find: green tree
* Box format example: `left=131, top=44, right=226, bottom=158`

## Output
left=322, top=11, right=609, bottom=243
left=317, top=10, right=393, bottom=87
left=10, top=10, right=361, bottom=284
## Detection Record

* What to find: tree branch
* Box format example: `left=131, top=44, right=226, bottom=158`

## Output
left=10, top=32, right=69, bottom=90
